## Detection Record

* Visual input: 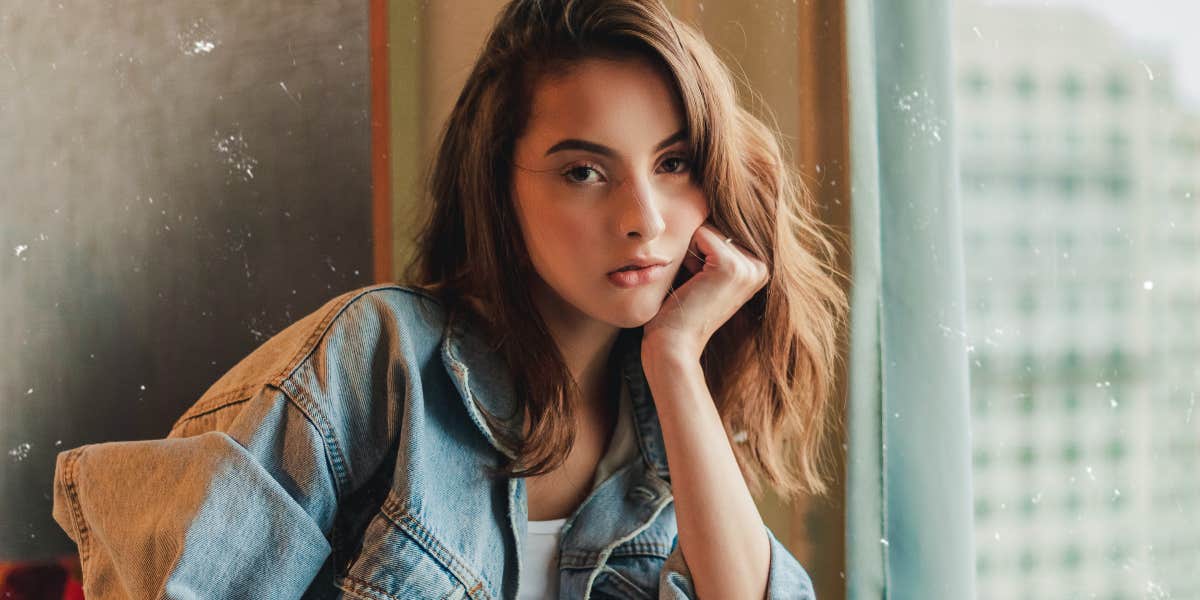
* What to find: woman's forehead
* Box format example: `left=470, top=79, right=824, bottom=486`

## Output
left=520, top=57, right=687, bottom=156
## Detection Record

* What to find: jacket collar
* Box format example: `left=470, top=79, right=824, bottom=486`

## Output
left=440, top=318, right=672, bottom=480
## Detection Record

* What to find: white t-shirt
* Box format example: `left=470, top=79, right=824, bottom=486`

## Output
left=517, top=377, right=638, bottom=599
left=519, top=516, right=570, bottom=599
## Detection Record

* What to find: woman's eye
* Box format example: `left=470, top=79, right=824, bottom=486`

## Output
left=660, top=156, right=692, bottom=174
left=563, top=165, right=603, bottom=184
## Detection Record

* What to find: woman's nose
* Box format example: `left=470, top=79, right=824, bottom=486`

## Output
left=617, top=175, right=666, bottom=240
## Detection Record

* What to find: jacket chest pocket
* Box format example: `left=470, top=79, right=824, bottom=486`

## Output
left=587, top=545, right=671, bottom=600
left=333, top=499, right=486, bottom=600
left=588, top=565, right=655, bottom=600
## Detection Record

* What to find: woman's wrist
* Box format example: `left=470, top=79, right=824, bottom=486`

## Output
left=640, top=332, right=703, bottom=371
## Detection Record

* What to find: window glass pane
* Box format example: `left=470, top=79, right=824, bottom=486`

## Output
left=955, top=1, right=1200, bottom=598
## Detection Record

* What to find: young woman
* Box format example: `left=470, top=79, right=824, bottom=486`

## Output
left=51, top=0, right=846, bottom=598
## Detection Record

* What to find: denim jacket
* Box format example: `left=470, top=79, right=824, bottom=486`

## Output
left=51, top=283, right=816, bottom=599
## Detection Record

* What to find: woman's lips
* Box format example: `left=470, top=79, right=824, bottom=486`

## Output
left=607, top=264, right=668, bottom=288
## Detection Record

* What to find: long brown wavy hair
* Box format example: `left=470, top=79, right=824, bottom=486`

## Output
left=402, top=0, right=848, bottom=500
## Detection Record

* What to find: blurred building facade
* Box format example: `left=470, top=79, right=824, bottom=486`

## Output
left=954, top=1, right=1200, bottom=598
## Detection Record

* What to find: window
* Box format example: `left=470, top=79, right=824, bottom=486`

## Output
left=1062, top=441, right=1081, bottom=465
left=955, top=3, right=1200, bottom=597
left=1104, top=438, right=1126, bottom=463
left=1017, top=444, right=1036, bottom=466
left=1018, top=548, right=1037, bottom=573
left=1106, top=129, right=1129, bottom=155
left=1062, top=543, right=1083, bottom=569
left=1061, top=349, right=1083, bottom=374
left=1105, top=348, right=1128, bottom=378
left=1104, top=71, right=1129, bottom=102
left=1014, top=230, right=1034, bottom=250
left=1019, top=392, right=1036, bottom=416
left=964, top=67, right=989, bottom=95
left=1063, top=389, right=1081, bottom=413
left=1056, top=172, right=1080, bottom=197
left=1060, top=71, right=1083, bottom=101
left=974, top=447, right=992, bottom=470
left=1102, top=173, right=1131, bottom=198
left=1014, top=69, right=1037, bottom=100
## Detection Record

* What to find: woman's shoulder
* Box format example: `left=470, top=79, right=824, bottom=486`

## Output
left=171, top=283, right=450, bottom=433
left=316, top=282, right=450, bottom=343
left=326, top=281, right=449, bottom=326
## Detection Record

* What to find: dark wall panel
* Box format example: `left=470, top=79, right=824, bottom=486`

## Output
left=0, top=1, right=373, bottom=559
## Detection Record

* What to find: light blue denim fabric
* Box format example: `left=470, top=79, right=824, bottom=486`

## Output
left=51, top=283, right=815, bottom=599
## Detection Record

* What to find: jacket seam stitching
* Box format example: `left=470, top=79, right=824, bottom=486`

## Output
left=273, top=285, right=434, bottom=495
left=582, top=494, right=675, bottom=598
left=275, top=285, right=440, bottom=385
left=170, top=385, right=258, bottom=427
left=335, top=575, right=407, bottom=600
left=60, top=449, right=91, bottom=565
left=379, top=496, right=492, bottom=600
left=620, top=354, right=671, bottom=479
left=278, top=380, right=353, bottom=500
left=560, top=542, right=671, bottom=564
left=273, top=288, right=363, bottom=383
left=611, top=541, right=673, bottom=557
left=172, top=285, right=440, bottom=432
left=175, top=285, right=439, bottom=432
left=271, top=379, right=352, bottom=579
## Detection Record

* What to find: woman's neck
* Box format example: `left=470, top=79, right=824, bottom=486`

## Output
left=529, top=279, right=621, bottom=411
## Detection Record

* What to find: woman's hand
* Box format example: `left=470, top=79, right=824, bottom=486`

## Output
left=641, top=221, right=769, bottom=364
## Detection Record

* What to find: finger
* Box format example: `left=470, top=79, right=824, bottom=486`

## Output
left=690, top=222, right=739, bottom=268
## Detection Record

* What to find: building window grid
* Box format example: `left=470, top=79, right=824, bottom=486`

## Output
left=964, top=67, right=989, bottom=95
left=960, top=13, right=1200, bottom=599
left=1104, top=71, right=1129, bottom=102
left=1014, top=69, right=1037, bottom=100
left=1060, top=71, right=1084, bottom=101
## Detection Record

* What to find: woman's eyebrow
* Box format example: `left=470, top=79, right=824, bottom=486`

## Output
left=543, top=129, right=686, bottom=158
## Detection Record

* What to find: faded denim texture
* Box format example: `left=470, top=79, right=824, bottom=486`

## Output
left=51, top=283, right=815, bottom=599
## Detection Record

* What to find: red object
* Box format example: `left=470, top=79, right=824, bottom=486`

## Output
left=0, top=555, right=84, bottom=600
left=369, top=0, right=392, bottom=285
left=61, top=577, right=84, bottom=600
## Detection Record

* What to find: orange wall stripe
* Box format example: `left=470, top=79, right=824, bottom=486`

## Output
left=369, top=0, right=392, bottom=283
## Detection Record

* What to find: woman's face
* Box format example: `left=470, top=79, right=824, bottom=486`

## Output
left=511, top=56, right=709, bottom=329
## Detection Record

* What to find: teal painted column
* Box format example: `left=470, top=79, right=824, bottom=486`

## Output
left=844, top=1, right=976, bottom=598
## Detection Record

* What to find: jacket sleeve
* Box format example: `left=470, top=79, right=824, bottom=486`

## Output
left=51, top=384, right=338, bottom=600
left=51, top=290, right=412, bottom=599
left=657, top=523, right=817, bottom=599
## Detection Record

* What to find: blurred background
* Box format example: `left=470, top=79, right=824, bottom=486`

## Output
left=0, top=1, right=374, bottom=596
left=955, top=0, right=1200, bottom=598
left=3, top=0, right=1199, bottom=599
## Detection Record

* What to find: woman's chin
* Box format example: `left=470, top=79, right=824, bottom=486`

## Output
left=612, top=315, right=651, bottom=329
left=605, top=297, right=663, bottom=329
